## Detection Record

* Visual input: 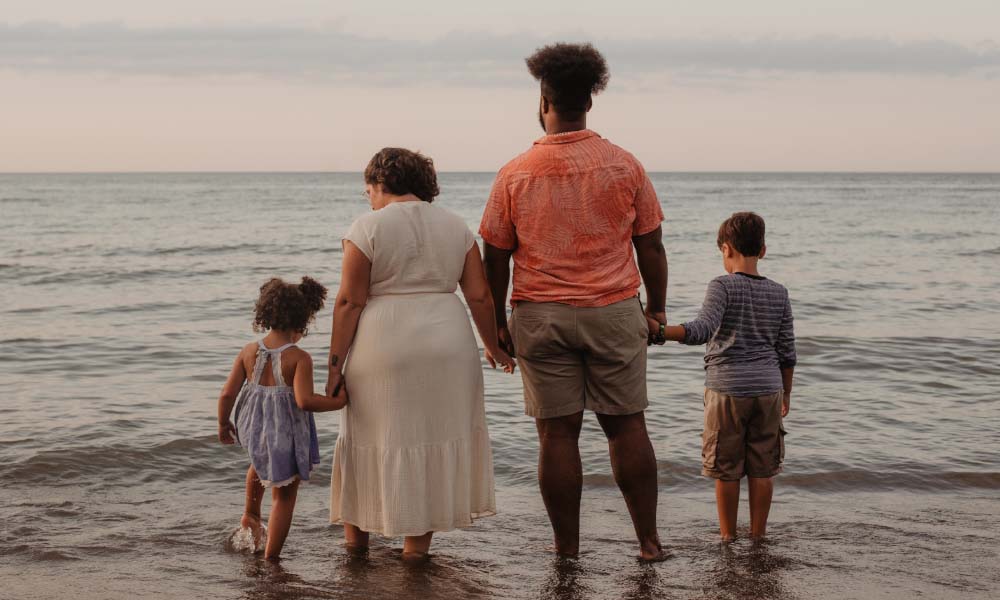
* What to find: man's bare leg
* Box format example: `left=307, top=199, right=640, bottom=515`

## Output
left=715, top=479, right=740, bottom=542
left=747, top=476, right=774, bottom=539
left=535, top=411, right=584, bottom=557
left=596, top=411, right=667, bottom=561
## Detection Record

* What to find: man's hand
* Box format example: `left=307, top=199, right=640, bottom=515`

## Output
left=218, top=420, right=237, bottom=445
left=782, top=391, right=791, bottom=417
left=645, top=309, right=667, bottom=346
left=497, top=325, right=515, bottom=356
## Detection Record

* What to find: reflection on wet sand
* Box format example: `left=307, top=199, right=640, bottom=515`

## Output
left=706, top=539, right=794, bottom=600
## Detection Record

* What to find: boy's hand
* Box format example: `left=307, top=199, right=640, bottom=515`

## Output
left=218, top=420, right=238, bottom=445
left=782, top=392, right=791, bottom=417
left=645, top=309, right=667, bottom=345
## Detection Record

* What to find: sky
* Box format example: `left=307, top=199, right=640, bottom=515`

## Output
left=1, top=1, right=999, bottom=172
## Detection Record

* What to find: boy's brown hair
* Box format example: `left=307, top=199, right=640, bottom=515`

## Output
left=253, top=277, right=327, bottom=335
left=717, top=212, right=766, bottom=257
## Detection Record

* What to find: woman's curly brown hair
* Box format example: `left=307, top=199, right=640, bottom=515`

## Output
left=253, top=276, right=328, bottom=335
left=364, top=147, right=440, bottom=203
left=526, top=43, right=609, bottom=116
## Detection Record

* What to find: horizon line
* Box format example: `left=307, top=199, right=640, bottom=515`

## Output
left=3, top=170, right=1000, bottom=176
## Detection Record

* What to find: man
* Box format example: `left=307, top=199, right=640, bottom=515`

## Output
left=480, top=42, right=669, bottom=561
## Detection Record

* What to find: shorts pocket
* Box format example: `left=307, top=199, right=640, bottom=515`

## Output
left=702, top=429, right=720, bottom=471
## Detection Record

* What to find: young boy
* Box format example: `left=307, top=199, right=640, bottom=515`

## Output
left=662, top=212, right=796, bottom=542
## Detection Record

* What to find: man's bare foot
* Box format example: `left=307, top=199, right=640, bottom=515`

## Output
left=638, top=541, right=671, bottom=563
left=240, top=512, right=265, bottom=552
left=545, top=544, right=580, bottom=558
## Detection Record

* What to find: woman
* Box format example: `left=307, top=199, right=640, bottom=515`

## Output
left=326, top=147, right=515, bottom=561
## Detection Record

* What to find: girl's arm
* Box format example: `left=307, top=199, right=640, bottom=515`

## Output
left=459, top=242, right=515, bottom=373
left=326, top=241, right=372, bottom=396
left=217, top=351, right=247, bottom=444
left=293, top=353, right=347, bottom=411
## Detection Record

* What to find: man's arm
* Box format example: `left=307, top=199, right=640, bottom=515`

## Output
left=632, top=225, right=668, bottom=344
left=483, top=242, right=515, bottom=355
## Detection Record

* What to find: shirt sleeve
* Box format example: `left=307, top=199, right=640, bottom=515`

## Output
left=478, top=169, right=517, bottom=250
left=681, top=279, right=727, bottom=345
left=343, top=217, right=374, bottom=262
left=776, top=293, right=797, bottom=368
left=631, top=160, right=664, bottom=236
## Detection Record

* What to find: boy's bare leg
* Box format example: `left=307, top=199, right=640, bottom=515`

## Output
left=402, top=532, right=434, bottom=563
left=715, top=480, right=740, bottom=541
left=596, top=411, right=666, bottom=561
left=343, top=523, right=370, bottom=554
left=535, top=411, right=584, bottom=557
left=747, top=476, right=774, bottom=539
left=241, top=466, right=266, bottom=548
left=264, top=479, right=300, bottom=560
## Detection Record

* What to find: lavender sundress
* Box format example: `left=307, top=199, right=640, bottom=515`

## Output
left=234, top=341, right=320, bottom=487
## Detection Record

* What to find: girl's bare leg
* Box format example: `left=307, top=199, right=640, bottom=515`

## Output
left=715, top=479, right=740, bottom=542
left=747, top=476, right=774, bottom=539
left=264, top=479, right=300, bottom=560
left=343, top=523, right=370, bottom=554
left=240, top=467, right=266, bottom=548
left=402, top=532, right=433, bottom=563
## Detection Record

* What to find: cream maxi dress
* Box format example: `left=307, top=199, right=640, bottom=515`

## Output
left=330, top=200, right=496, bottom=536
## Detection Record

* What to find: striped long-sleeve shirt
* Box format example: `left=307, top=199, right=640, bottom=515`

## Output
left=681, top=272, right=796, bottom=396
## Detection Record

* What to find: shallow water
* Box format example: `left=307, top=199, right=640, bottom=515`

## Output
left=1, top=172, right=998, bottom=599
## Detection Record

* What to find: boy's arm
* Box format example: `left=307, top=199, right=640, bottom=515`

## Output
left=674, top=279, right=727, bottom=345
left=294, top=353, right=348, bottom=412
left=776, top=293, right=797, bottom=417
left=217, top=350, right=247, bottom=444
left=781, top=367, right=794, bottom=417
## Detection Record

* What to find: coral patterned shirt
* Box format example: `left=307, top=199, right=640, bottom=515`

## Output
left=479, top=129, right=664, bottom=307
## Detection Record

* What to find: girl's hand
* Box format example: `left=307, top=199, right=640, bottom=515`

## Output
left=218, top=420, right=238, bottom=445
left=485, top=346, right=516, bottom=374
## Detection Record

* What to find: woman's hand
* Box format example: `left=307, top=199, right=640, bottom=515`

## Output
left=326, top=370, right=344, bottom=398
left=485, top=346, right=516, bottom=374
left=218, top=420, right=238, bottom=445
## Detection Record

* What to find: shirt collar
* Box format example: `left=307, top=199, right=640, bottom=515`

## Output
left=533, top=129, right=600, bottom=145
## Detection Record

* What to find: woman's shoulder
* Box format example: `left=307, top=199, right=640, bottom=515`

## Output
left=425, top=203, right=471, bottom=230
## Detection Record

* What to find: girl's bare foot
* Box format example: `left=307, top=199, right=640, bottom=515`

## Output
left=240, top=512, right=266, bottom=552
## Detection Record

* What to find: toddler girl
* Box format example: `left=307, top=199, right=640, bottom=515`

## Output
left=217, top=276, right=348, bottom=560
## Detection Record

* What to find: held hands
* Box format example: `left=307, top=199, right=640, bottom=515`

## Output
left=218, top=420, right=237, bottom=445
left=485, top=345, right=516, bottom=374
left=326, top=371, right=350, bottom=410
left=645, top=309, right=667, bottom=346
left=497, top=325, right=515, bottom=356
left=782, top=391, right=791, bottom=417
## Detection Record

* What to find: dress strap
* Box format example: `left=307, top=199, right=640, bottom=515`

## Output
left=254, top=341, right=295, bottom=387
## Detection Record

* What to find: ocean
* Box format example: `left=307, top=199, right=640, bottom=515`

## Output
left=1, top=172, right=998, bottom=599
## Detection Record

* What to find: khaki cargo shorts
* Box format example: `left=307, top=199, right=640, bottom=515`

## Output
left=701, top=389, right=786, bottom=480
left=510, top=297, right=649, bottom=419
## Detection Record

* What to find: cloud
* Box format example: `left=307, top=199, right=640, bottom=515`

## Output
left=1, top=22, right=998, bottom=85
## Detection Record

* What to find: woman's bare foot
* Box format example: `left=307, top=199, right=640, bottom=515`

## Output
left=401, top=551, right=430, bottom=565
left=240, top=512, right=266, bottom=552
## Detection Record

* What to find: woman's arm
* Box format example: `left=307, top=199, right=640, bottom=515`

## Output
left=293, top=353, right=347, bottom=411
left=326, top=241, right=372, bottom=395
left=460, top=242, right=515, bottom=372
left=217, top=350, right=247, bottom=444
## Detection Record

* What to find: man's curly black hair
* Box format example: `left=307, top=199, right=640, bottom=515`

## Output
left=526, top=43, right=609, bottom=117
